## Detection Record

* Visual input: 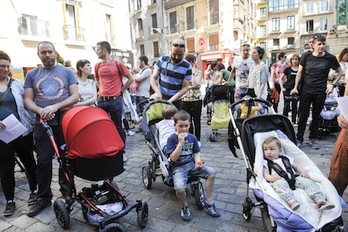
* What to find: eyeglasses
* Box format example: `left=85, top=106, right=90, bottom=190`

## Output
left=173, top=43, right=185, bottom=48
left=313, top=35, right=326, bottom=41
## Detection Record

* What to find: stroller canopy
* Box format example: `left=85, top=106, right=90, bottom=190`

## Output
left=61, top=106, right=125, bottom=159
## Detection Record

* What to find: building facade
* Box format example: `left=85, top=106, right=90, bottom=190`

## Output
left=0, top=0, right=132, bottom=80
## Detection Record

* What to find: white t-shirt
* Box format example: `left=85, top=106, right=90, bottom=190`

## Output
left=156, top=119, right=175, bottom=150
left=234, top=56, right=253, bottom=89
left=136, top=67, right=152, bottom=98
left=78, top=79, right=96, bottom=106
left=263, top=155, right=295, bottom=178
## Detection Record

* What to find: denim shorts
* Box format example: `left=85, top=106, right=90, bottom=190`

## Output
left=172, top=162, right=215, bottom=190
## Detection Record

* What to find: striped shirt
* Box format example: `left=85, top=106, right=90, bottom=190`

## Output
left=155, top=55, right=192, bottom=99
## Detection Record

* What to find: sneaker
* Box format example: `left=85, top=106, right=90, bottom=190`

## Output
left=180, top=205, right=192, bottom=221
left=309, top=139, right=320, bottom=149
left=290, top=201, right=300, bottom=210
left=317, top=200, right=335, bottom=211
left=4, top=202, right=16, bottom=217
left=204, top=201, right=221, bottom=217
left=296, top=140, right=303, bottom=148
left=27, top=198, right=52, bottom=217
left=27, top=192, right=38, bottom=206
left=127, top=130, right=135, bottom=136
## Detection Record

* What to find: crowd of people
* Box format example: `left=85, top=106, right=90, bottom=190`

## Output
left=0, top=36, right=348, bottom=225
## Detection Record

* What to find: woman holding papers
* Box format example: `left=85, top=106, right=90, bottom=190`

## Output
left=0, top=51, right=37, bottom=216
left=329, top=70, right=348, bottom=196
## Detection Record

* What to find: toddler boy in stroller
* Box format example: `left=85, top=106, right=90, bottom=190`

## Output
left=167, top=110, right=220, bottom=221
left=263, top=136, right=335, bottom=211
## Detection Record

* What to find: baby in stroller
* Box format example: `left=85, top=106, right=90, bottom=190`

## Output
left=263, top=136, right=335, bottom=211
left=318, top=86, right=341, bottom=137
left=166, top=110, right=220, bottom=221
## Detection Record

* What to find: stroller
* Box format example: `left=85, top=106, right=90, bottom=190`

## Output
left=44, top=106, right=148, bottom=232
left=140, top=99, right=205, bottom=209
left=228, top=97, right=344, bottom=232
left=317, top=96, right=341, bottom=138
left=204, top=84, right=233, bottom=142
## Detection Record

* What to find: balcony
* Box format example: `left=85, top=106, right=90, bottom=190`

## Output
left=186, top=20, right=195, bottom=30
left=63, top=25, right=86, bottom=42
left=269, top=3, right=299, bottom=12
left=169, top=24, right=179, bottom=34
left=18, top=17, right=50, bottom=38
left=135, top=30, right=144, bottom=38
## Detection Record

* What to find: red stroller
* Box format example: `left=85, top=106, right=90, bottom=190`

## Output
left=44, top=106, right=148, bottom=232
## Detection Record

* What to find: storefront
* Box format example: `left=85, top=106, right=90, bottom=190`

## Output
left=199, top=49, right=233, bottom=78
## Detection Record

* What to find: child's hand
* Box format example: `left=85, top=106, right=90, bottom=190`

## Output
left=178, top=133, right=187, bottom=144
left=195, top=161, right=203, bottom=169
left=270, top=174, right=282, bottom=182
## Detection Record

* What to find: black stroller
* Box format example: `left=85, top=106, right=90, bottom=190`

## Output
left=140, top=99, right=205, bottom=209
left=45, top=106, right=148, bottom=232
left=228, top=97, right=344, bottom=231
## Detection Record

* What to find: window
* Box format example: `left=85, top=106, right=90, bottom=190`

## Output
left=137, top=18, right=143, bottom=37
left=186, top=38, right=195, bottom=52
left=260, top=25, right=267, bottom=37
left=153, top=41, right=159, bottom=57
left=209, top=0, right=219, bottom=25
left=269, top=0, right=299, bottom=12
left=287, top=16, right=295, bottom=30
left=136, top=0, right=142, bottom=10
left=272, top=18, right=280, bottom=31
left=186, top=6, right=194, bottom=30
left=320, top=18, right=328, bottom=31
left=306, top=20, right=314, bottom=32
left=138, top=18, right=143, bottom=32
left=169, top=11, right=177, bottom=34
left=260, top=7, right=267, bottom=18
left=140, top=44, right=145, bottom=56
left=63, top=4, right=78, bottom=40
left=260, top=42, right=267, bottom=50
left=19, top=14, right=38, bottom=36
left=151, top=13, right=157, bottom=29
left=320, top=0, right=329, bottom=11
left=305, top=2, right=314, bottom=14
left=288, top=37, right=294, bottom=45
left=338, top=0, right=347, bottom=25
left=105, top=14, right=114, bottom=45
left=151, top=0, right=156, bottom=4
left=273, top=38, right=280, bottom=48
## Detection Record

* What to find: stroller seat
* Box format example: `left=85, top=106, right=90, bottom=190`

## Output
left=251, top=130, right=343, bottom=231
left=211, top=100, right=230, bottom=130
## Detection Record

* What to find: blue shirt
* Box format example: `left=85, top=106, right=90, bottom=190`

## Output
left=155, top=55, right=192, bottom=99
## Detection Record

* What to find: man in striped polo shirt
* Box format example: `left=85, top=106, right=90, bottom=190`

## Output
left=150, top=38, right=192, bottom=109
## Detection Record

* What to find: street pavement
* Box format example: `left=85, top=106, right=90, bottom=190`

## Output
left=1, top=105, right=348, bottom=232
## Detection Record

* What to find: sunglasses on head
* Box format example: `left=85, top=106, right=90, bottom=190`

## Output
left=313, top=34, right=326, bottom=41
left=173, top=43, right=185, bottom=48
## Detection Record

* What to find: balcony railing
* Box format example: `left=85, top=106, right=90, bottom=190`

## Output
left=18, top=17, right=50, bottom=37
left=63, top=25, right=86, bottom=42
left=186, top=20, right=195, bottom=30
left=210, top=14, right=219, bottom=25
left=169, top=24, right=178, bottom=34
left=269, top=3, right=299, bottom=12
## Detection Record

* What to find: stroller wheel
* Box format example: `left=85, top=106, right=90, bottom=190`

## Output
left=192, top=181, right=205, bottom=209
left=99, top=222, right=124, bottom=232
left=136, top=202, right=149, bottom=228
left=242, top=198, right=253, bottom=221
left=53, top=199, right=70, bottom=229
left=142, top=166, right=152, bottom=189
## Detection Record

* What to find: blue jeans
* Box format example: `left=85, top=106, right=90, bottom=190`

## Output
left=97, top=96, right=126, bottom=143
left=172, top=162, right=215, bottom=190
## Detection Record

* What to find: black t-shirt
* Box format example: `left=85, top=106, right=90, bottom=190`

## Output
left=283, top=67, right=297, bottom=90
left=300, top=51, right=340, bottom=93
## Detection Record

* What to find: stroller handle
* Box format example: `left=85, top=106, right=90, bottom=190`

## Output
left=230, top=97, right=272, bottom=112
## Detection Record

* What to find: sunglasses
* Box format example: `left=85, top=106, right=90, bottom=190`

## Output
left=173, top=43, right=185, bottom=48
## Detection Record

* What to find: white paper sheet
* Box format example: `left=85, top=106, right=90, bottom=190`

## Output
left=336, top=96, right=348, bottom=120
left=0, top=114, right=27, bottom=144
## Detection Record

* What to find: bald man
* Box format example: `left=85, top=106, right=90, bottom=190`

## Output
left=150, top=38, right=192, bottom=109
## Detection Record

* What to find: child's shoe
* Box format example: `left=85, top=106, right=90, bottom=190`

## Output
left=203, top=200, right=221, bottom=217
left=288, top=199, right=300, bottom=210
left=180, top=204, right=192, bottom=221
left=317, top=200, right=335, bottom=211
